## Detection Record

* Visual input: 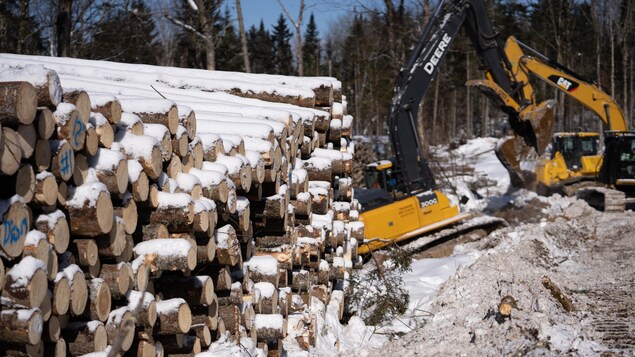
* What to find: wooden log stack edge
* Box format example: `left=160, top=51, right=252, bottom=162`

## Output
left=0, top=59, right=361, bottom=357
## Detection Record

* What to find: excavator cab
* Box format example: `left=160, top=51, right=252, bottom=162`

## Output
left=364, top=160, right=398, bottom=192
left=601, top=132, right=635, bottom=194
left=548, top=133, right=600, bottom=172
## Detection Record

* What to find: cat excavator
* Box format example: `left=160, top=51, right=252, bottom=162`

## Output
left=355, top=0, right=556, bottom=254
left=470, top=36, right=635, bottom=210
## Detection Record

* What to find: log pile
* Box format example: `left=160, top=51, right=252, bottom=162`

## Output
left=0, top=56, right=363, bottom=357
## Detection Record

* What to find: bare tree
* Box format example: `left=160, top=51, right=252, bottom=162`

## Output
left=56, top=0, right=72, bottom=56
left=277, top=0, right=306, bottom=75
left=235, top=0, right=251, bottom=72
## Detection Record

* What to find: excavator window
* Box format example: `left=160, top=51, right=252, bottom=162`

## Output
left=618, top=140, right=635, bottom=177
left=365, top=168, right=383, bottom=189
left=364, top=166, right=398, bottom=193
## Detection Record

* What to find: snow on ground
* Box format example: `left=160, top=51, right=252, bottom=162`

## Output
left=307, top=137, right=634, bottom=356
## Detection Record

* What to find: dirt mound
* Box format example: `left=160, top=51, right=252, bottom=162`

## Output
left=379, top=202, right=635, bottom=356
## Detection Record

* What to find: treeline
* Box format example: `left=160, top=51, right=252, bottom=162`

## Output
left=1, top=0, right=633, bottom=145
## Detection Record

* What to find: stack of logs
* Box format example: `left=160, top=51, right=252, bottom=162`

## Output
left=0, top=58, right=363, bottom=357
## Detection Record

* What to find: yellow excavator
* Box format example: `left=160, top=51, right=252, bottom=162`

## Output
left=470, top=36, right=634, bottom=209
left=355, top=0, right=554, bottom=254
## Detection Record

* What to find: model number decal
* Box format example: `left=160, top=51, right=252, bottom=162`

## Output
left=417, top=192, right=439, bottom=208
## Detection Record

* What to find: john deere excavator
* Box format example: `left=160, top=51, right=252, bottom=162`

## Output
left=355, top=0, right=556, bottom=254
left=470, top=36, right=635, bottom=210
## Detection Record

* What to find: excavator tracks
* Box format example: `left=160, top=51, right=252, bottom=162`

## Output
left=576, top=239, right=635, bottom=354
left=576, top=187, right=626, bottom=212
left=401, top=215, right=507, bottom=255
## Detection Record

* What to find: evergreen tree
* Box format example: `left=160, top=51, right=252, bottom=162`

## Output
left=215, top=7, right=243, bottom=71
left=173, top=0, right=223, bottom=70
left=302, top=13, right=321, bottom=76
left=78, top=0, right=160, bottom=64
left=247, top=21, right=275, bottom=73
left=0, top=0, right=44, bottom=54
left=272, top=14, right=294, bottom=75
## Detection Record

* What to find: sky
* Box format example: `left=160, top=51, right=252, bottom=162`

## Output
left=227, top=0, right=361, bottom=34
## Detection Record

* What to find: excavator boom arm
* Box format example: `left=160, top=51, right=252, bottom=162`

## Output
left=390, top=0, right=533, bottom=194
left=519, top=56, right=627, bottom=131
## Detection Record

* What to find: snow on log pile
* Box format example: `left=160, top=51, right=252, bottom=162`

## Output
left=0, top=54, right=361, bottom=357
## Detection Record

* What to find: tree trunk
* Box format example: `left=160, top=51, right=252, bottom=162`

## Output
left=56, top=0, right=73, bottom=57
left=432, top=76, right=440, bottom=145
left=235, top=0, right=251, bottom=72
left=466, top=52, right=472, bottom=138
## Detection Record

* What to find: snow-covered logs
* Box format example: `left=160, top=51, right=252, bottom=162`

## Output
left=0, top=59, right=356, bottom=356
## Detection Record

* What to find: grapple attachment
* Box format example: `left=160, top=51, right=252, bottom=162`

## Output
left=519, top=99, right=557, bottom=155
left=495, top=100, right=556, bottom=190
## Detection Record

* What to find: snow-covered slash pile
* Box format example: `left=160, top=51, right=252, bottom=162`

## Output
left=380, top=196, right=635, bottom=356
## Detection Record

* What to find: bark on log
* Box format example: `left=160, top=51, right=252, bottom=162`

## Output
left=198, top=133, right=224, bottom=162
left=99, top=263, right=133, bottom=300
left=144, top=123, right=172, bottom=161
left=0, top=308, right=43, bottom=345
left=22, top=230, right=49, bottom=264
left=113, top=196, right=138, bottom=235
left=215, top=224, right=241, bottom=267
left=0, top=198, right=30, bottom=258
left=89, top=113, right=114, bottom=148
left=134, top=238, right=197, bottom=272
left=34, top=209, right=69, bottom=254
left=254, top=314, right=286, bottom=343
left=303, top=157, right=332, bottom=181
left=1, top=127, right=22, bottom=175
left=66, top=187, right=113, bottom=237
left=247, top=256, right=280, bottom=288
left=117, top=112, right=144, bottom=135
left=115, top=132, right=163, bottom=180
left=0, top=81, right=37, bottom=126
left=120, top=99, right=179, bottom=135
left=178, top=105, right=197, bottom=139
left=105, top=307, right=136, bottom=352
left=69, top=239, right=99, bottom=268
left=172, top=125, right=189, bottom=158
left=63, top=89, right=91, bottom=123
left=95, top=215, right=126, bottom=258
left=63, top=321, right=107, bottom=356
left=138, top=222, right=169, bottom=241
left=148, top=197, right=194, bottom=232
left=2, top=257, right=47, bottom=308
left=218, top=304, right=242, bottom=339
left=217, top=283, right=244, bottom=306
left=89, top=148, right=129, bottom=194
left=126, top=290, right=157, bottom=327
left=187, top=167, right=229, bottom=203
left=254, top=282, right=279, bottom=314
left=128, top=160, right=150, bottom=202
left=155, top=298, right=192, bottom=335
left=53, top=105, right=85, bottom=151
left=155, top=275, right=215, bottom=306
left=49, top=139, right=74, bottom=181
left=90, top=93, right=122, bottom=124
